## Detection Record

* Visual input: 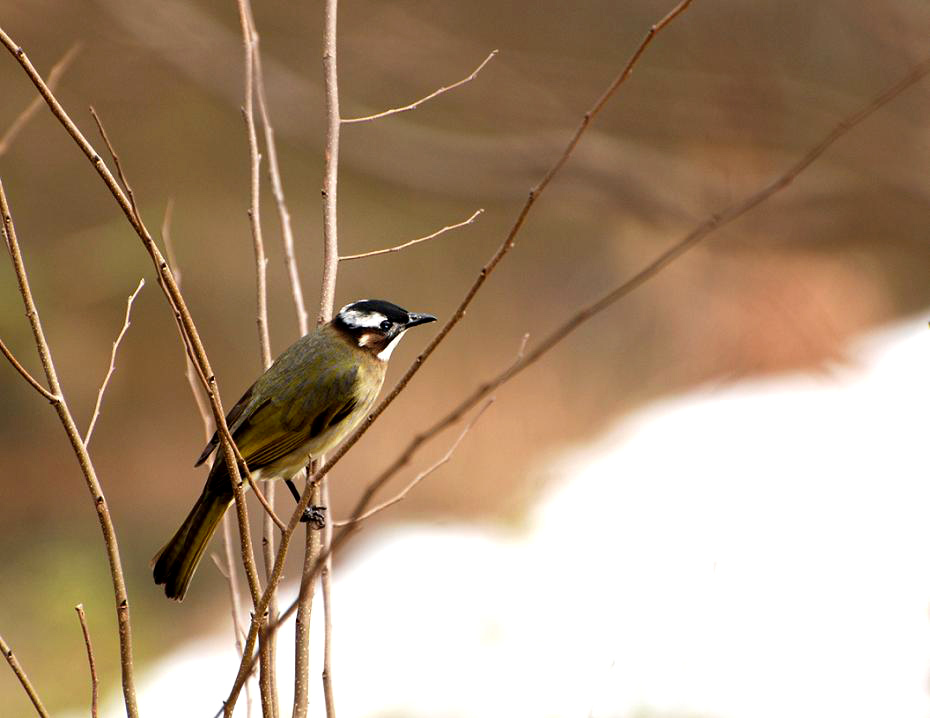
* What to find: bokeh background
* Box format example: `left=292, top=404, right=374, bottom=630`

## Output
left=1, top=0, right=928, bottom=714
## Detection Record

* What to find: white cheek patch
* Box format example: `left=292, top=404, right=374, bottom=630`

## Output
left=377, top=332, right=406, bottom=361
left=340, top=309, right=388, bottom=329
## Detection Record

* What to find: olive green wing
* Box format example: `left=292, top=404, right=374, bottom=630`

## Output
left=232, top=364, right=360, bottom=471
left=194, top=383, right=261, bottom=467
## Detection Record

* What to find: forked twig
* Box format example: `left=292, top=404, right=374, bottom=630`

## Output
left=342, top=50, right=498, bottom=123
left=84, top=278, right=145, bottom=447
left=89, top=107, right=141, bottom=226
left=334, top=398, right=494, bottom=527
left=0, top=337, right=58, bottom=402
left=339, top=209, right=484, bottom=261
left=74, top=604, right=99, bottom=718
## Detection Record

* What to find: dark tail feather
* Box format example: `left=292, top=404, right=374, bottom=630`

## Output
left=152, top=473, right=232, bottom=601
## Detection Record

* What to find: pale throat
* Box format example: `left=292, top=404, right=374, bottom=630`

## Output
left=376, top=332, right=406, bottom=361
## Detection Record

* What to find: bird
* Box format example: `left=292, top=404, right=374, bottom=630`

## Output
left=152, top=299, right=437, bottom=600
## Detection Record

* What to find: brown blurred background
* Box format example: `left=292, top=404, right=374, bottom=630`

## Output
left=1, top=0, right=928, bottom=713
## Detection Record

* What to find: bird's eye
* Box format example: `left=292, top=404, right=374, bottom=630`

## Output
left=379, top=319, right=392, bottom=331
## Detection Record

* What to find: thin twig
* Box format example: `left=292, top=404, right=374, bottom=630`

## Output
left=321, top=523, right=335, bottom=717
left=221, top=4, right=694, bottom=712
left=317, top=0, right=341, bottom=327
left=0, top=337, right=58, bottom=402
left=162, top=201, right=215, bottom=429
left=89, top=106, right=141, bottom=226
left=237, top=7, right=272, bottom=371
left=160, top=197, right=217, bottom=414
left=294, top=462, right=321, bottom=718
left=339, top=209, right=483, bottom=261
left=232, top=440, right=287, bottom=531
left=341, top=50, right=498, bottom=124
left=0, top=633, right=49, bottom=718
left=84, top=278, right=145, bottom=447
left=293, top=0, right=343, bottom=713
left=0, top=180, right=140, bottom=718
left=234, top=3, right=278, bottom=711
left=74, top=604, right=99, bottom=718
left=223, top=48, right=930, bottom=706
left=0, top=43, right=79, bottom=157
left=333, top=398, right=494, bottom=526
left=244, top=3, right=308, bottom=336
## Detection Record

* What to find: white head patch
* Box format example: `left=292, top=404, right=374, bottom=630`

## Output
left=338, top=306, right=388, bottom=329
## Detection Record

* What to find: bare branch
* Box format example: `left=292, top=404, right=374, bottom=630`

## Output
left=339, top=208, right=483, bottom=261
left=236, top=2, right=280, bottom=714
left=74, top=604, right=99, bottom=718
left=0, top=180, right=140, bottom=717
left=0, top=43, right=79, bottom=157
left=224, top=50, right=930, bottom=704
left=84, top=278, right=145, bottom=447
left=334, top=399, right=494, bottom=527
left=237, top=2, right=272, bottom=371
left=321, top=531, right=336, bottom=717
left=341, top=50, right=498, bottom=124
left=89, top=107, right=141, bottom=226
left=239, top=460, right=287, bottom=531
left=161, top=201, right=216, bottom=437
left=0, top=632, right=49, bottom=718
left=0, top=337, right=58, bottom=402
left=317, top=0, right=341, bottom=326
left=294, top=461, right=322, bottom=718
left=244, top=4, right=309, bottom=336
left=294, top=0, right=343, bottom=714
left=221, top=4, right=694, bottom=711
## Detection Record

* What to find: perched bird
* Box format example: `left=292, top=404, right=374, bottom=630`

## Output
left=152, top=299, right=436, bottom=600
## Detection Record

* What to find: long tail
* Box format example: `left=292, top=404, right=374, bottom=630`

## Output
left=152, top=470, right=233, bottom=601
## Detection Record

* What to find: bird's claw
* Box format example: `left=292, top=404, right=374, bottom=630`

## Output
left=300, top=504, right=327, bottom=529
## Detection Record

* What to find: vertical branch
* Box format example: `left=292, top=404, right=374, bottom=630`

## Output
left=236, top=2, right=277, bottom=716
left=318, top=0, right=340, bottom=325
left=293, top=478, right=321, bottom=718
left=296, top=1, right=341, bottom=716
left=74, top=604, right=99, bottom=718
left=320, top=519, right=336, bottom=716
left=246, top=7, right=309, bottom=336
left=0, top=180, right=140, bottom=718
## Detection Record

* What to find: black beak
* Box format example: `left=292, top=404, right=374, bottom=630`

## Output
left=405, top=312, right=437, bottom=328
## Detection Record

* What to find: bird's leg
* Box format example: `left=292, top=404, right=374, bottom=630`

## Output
left=285, top=477, right=327, bottom=529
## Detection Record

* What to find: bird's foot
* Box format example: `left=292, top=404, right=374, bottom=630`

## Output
left=300, top=504, right=327, bottom=529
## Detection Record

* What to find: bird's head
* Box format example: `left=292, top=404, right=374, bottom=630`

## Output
left=332, top=299, right=436, bottom=361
